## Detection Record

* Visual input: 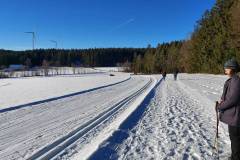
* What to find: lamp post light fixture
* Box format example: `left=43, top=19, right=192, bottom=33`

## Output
left=50, top=40, right=58, bottom=49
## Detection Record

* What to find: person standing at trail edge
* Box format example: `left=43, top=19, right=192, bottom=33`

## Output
left=218, top=59, right=240, bottom=160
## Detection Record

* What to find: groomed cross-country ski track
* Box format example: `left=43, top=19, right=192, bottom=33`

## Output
left=0, top=73, right=232, bottom=160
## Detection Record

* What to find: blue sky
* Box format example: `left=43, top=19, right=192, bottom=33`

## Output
left=0, top=0, right=216, bottom=50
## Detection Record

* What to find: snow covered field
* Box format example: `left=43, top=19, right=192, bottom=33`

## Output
left=0, top=73, right=233, bottom=160
left=94, top=67, right=124, bottom=72
left=0, top=72, right=130, bottom=110
left=0, top=73, right=154, bottom=160
left=90, top=74, right=231, bottom=160
left=0, top=67, right=104, bottom=78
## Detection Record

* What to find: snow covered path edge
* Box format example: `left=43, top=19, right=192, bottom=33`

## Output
left=71, top=76, right=161, bottom=160
left=0, top=76, right=131, bottom=113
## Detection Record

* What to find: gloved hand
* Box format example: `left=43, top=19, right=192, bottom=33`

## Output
left=217, top=100, right=224, bottom=113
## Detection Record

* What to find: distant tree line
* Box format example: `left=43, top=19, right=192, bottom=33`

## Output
left=0, top=48, right=146, bottom=69
left=0, top=42, right=183, bottom=74
left=131, top=42, right=183, bottom=74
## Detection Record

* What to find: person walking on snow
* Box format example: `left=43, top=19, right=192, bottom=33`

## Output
left=173, top=68, right=179, bottom=81
left=162, top=71, right=167, bottom=80
left=218, top=58, right=240, bottom=160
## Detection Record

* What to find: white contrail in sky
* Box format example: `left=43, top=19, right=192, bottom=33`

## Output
left=109, top=18, right=135, bottom=32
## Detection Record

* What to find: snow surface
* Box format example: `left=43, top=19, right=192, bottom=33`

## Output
left=0, top=74, right=150, bottom=160
left=0, top=73, right=233, bottom=160
left=71, top=76, right=158, bottom=160
left=94, top=67, right=124, bottom=72
left=0, top=72, right=130, bottom=110
left=1, top=67, right=103, bottom=78
left=115, top=74, right=231, bottom=160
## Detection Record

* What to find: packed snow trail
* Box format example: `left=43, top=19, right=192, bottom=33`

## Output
left=116, top=77, right=231, bottom=160
left=0, top=76, right=150, bottom=160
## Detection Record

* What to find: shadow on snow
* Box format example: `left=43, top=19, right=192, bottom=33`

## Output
left=89, top=78, right=163, bottom=160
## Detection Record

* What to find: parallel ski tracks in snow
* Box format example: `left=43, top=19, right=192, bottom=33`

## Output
left=27, top=78, right=153, bottom=160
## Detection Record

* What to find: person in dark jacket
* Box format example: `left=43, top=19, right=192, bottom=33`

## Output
left=218, top=58, right=240, bottom=160
left=162, top=71, right=167, bottom=80
left=173, top=68, right=179, bottom=81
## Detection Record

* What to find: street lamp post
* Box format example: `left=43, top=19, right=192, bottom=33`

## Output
left=24, top=32, right=35, bottom=50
